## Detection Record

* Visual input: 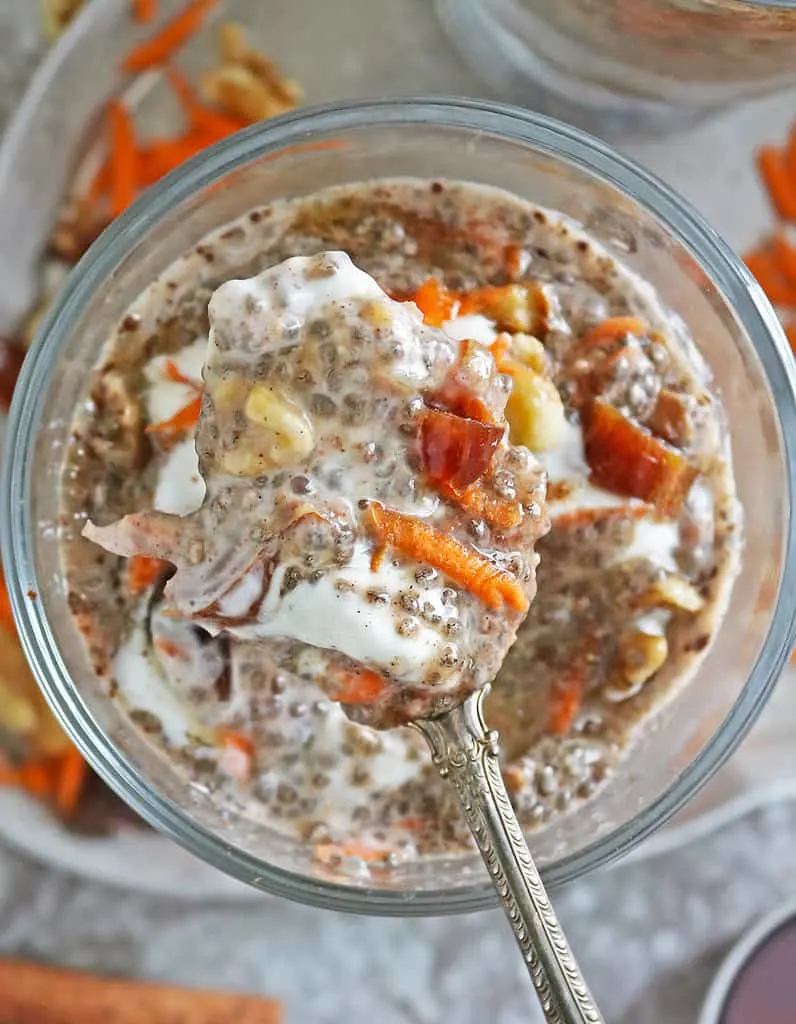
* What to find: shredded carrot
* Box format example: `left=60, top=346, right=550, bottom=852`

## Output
left=108, top=100, right=139, bottom=218
left=17, top=760, right=54, bottom=800
left=0, top=568, right=14, bottom=633
left=315, top=840, right=392, bottom=865
left=579, top=316, right=647, bottom=348
left=153, top=637, right=189, bottom=660
left=126, top=554, right=169, bottom=594
left=787, top=127, right=796, bottom=181
left=503, top=243, right=524, bottom=278
left=145, top=393, right=202, bottom=433
left=54, top=748, right=87, bottom=818
left=757, top=146, right=796, bottom=222
left=122, top=0, right=219, bottom=72
left=786, top=322, right=796, bottom=353
left=363, top=501, right=529, bottom=612
left=552, top=505, right=649, bottom=530
left=132, top=0, right=157, bottom=23
left=744, top=247, right=796, bottom=306
left=440, top=482, right=524, bottom=530
left=165, top=65, right=246, bottom=137
left=335, top=668, right=388, bottom=705
left=771, top=233, right=796, bottom=287
left=220, top=730, right=254, bottom=782
left=489, top=334, right=517, bottom=375
left=163, top=358, right=201, bottom=389
left=413, top=277, right=457, bottom=327
left=394, top=815, right=423, bottom=831
left=221, top=730, right=255, bottom=758
left=548, top=664, right=586, bottom=735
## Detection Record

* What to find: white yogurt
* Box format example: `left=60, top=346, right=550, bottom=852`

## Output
left=223, top=542, right=454, bottom=684
left=153, top=438, right=205, bottom=516
left=144, top=335, right=206, bottom=424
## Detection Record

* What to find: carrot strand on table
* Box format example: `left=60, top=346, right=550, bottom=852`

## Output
left=744, top=247, right=796, bottom=306
left=771, top=233, right=796, bottom=287
left=107, top=100, right=139, bottom=217
left=122, top=0, right=219, bottom=72
left=132, top=0, right=157, bottom=23
left=363, top=501, right=529, bottom=612
left=757, top=146, right=796, bottom=221
left=54, top=747, right=88, bottom=818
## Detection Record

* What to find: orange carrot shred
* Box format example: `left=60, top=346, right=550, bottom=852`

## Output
left=548, top=666, right=585, bottom=735
left=126, top=554, right=169, bottom=594
left=744, top=247, right=796, bottom=306
left=771, top=233, right=796, bottom=288
left=579, top=316, right=647, bottom=348
left=85, top=159, right=111, bottom=205
left=413, top=277, right=457, bottom=327
left=108, top=100, right=139, bottom=218
left=220, top=730, right=254, bottom=782
left=18, top=760, right=54, bottom=800
left=122, top=0, right=219, bottom=72
left=163, top=358, right=201, bottom=389
left=133, top=0, right=157, bottom=23
left=786, top=322, right=796, bottom=353
left=145, top=393, right=202, bottom=433
left=757, top=146, right=796, bottom=221
left=54, top=748, right=88, bottom=818
left=335, top=668, right=388, bottom=705
left=165, top=65, right=247, bottom=137
left=363, top=502, right=529, bottom=612
left=0, top=567, right=14, bottom=634
left=440, top=482, right=524, bottom=530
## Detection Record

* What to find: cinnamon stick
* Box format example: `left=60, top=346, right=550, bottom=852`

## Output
left=0, top=960, right=282, bottom=1024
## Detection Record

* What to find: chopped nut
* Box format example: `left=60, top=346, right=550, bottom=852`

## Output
left=203, top=22, right=304, bottom=124
left=646, top=575, right=704, bottom=613
left=42, top=0, right=85, bottom=39
left=504, top=364, right=565, bottom=452
left=510, top=333, right=548, bottom=374
left=618, top=627, right=668, bottom=688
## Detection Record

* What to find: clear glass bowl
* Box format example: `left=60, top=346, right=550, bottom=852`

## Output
left=435, top=0, right=796, bottom=136
left=3, top=99, right=795, bottom=915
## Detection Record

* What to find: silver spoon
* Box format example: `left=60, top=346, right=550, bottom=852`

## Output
left=413, top=686, right=604, bottom=1024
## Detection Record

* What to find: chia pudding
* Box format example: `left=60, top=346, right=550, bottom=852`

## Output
left=60, top=178, right=741, bottom=868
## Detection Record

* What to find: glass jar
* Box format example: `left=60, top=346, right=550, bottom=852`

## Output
left=2, top=99, right=795, bottom=914
left=436, top=0, right=796, bottom=136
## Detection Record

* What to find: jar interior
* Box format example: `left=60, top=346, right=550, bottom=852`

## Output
left=22, top=118, right=790, bottom=898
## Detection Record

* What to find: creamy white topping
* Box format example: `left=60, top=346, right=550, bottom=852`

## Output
left=218, top=542, right=456, bottom=683
left=443, top=313, right=498, bottom=347
left=153, top=438, right=205, bottom=516
left=621, top=518, right=680, bottom=573
left=144, top=335, right=206, bottom=424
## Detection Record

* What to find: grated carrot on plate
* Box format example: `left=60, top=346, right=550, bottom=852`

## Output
left=786, top=322, right=796, bottom=353
left=165, top=65, right=246, bottom=138
left=757, top=146, right=796, bottom=222
left=107, top=100, right=139, bottom=218
left=132, top=0, right=157, bottom=23
left=54, top=747, right=88, bottom=818
left=744, top=246, right=796, bottom=306
left=123, top=0, right=219, bottom=72
left=363, top=501, right=528, bottom=612
left=771, top=233, right=796, bottom=288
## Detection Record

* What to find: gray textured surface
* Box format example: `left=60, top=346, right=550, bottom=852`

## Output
left=3, top=4, right=796, bottom=1021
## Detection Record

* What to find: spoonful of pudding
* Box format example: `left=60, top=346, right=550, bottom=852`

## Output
left=85, top=251, right=602, bottom=1022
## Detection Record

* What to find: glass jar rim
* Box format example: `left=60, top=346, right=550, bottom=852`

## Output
left=3, top=97, right=796, bottom=915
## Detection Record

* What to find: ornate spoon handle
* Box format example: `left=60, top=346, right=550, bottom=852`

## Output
left=414, top=687, right=604, bottom=1024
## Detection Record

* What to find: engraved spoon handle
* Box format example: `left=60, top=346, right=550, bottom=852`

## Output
left=414, top=688, right=604, bottom=1024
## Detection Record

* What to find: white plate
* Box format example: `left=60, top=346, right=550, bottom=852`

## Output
left=2, top=0, right=795, bottom=899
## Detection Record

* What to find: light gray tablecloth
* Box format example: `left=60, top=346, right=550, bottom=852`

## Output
left=2, top=4, right=796, bottom=1021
